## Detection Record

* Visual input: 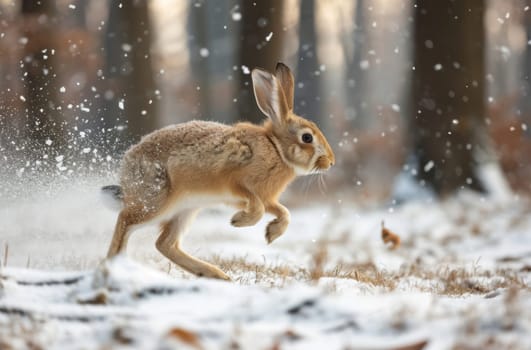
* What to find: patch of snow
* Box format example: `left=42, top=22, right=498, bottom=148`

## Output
left=0, top=179, right=530, bottom=348
left=476, top=162, right=513, bottom=202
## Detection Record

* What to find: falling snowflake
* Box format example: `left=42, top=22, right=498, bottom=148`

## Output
left=359, top=60, right=369, bottom=70
left=199, top=48, right=209, bottom=57
left=231, top=12, right=242, bottom=21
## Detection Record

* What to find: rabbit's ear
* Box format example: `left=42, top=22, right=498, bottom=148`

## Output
left=252, top=68, right=289, bottom=124
left=275, top=62, right=294, bottom=111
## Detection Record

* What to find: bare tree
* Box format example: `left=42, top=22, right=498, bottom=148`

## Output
left=103, top=0, right=158, bottom=150
left=345, top=0, right=368, bottom=126
left=295, top=0, right=321, bottom=122
left=20, top=0, right=62, bottom=150
left=412, top=0, right=488, bottom=195
left=188, top=1, right=211, bottom=120
left=72, top=0, right=87, bottom=28
left=522, top=0, right=531, bottom=126
left=237, top=1, right=284, bottom=123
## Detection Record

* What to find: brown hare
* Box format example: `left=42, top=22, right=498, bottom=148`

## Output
left=103, top=63, right=335, bottom=280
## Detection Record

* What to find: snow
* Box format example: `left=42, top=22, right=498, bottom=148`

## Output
left=0, top=179, right=530, bottom=349
left=231, top=11, right=242, bottom=22
left=199, top=48, right=209, bottom=58
left=241, top=65, right=250, bottom=75
left=423, top=160, right=434, bottom=172
left=121, top=44, right=132, bottom=53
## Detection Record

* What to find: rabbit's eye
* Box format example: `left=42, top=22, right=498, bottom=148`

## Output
left=301, top=133, right=313, bottom=144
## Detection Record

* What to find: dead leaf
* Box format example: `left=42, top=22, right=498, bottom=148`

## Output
left=166, top=327, right=202, bottom=349
left=77, top=290, right=108, bottom=305
left=381, top=221, right=400, bottom=250
left=392, top=340, right=428, bottom=350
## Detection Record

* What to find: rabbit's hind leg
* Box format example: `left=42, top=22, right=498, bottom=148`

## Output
left=107, top=205, right=145, bottom=257
left=156, top=209, right=230, bottom=281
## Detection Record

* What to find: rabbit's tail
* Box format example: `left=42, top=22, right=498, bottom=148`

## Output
left=101, top=185, right=124, bottom=211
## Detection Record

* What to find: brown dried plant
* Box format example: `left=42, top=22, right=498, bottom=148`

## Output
left=381, top=221, right=401, bottom=250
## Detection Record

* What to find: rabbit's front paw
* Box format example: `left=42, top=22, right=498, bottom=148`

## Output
left=265, top=218, right=288, bottom=244
left=231, top=210, right=261, bottom=227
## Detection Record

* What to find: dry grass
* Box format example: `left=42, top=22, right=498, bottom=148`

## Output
left=210, top=255, right=309, bottom=286
left=207, top=251, right=529, bottom=296
left=0, top=315, right=45, bottom=350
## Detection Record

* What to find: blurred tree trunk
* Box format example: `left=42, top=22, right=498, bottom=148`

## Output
left=188, top=1, right=211, bottom=120
left=522, top=0, right=531, bottom=127
left=295, top=0, right=320, bottom=122
left=346, top=0, right=367, bottom=126
left=103, top=0, right=157, bottom=151
left=72, top=0, right=87, bottom=28
left=412, top=0, right=487, bottom=195
left=237, top=1, right=284, bottom=123
left=20, top=0, right=62, bottom=150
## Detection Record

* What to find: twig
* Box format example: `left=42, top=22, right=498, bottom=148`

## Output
left=3, top=243, right=8, bottom=267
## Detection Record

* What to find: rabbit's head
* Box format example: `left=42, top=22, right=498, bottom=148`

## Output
left=252, top=63, right=335, bottom=175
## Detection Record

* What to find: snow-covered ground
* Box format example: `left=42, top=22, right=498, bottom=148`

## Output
left=1, top=178, right=530, bottom=349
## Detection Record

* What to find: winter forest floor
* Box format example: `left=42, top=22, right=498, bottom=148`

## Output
left=0, top=177, right=530, bottom=349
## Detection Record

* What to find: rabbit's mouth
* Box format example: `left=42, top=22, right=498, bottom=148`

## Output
left=315, top=156, right=334, bottom=171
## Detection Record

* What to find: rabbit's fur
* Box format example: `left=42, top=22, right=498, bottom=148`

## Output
left=105, top=63, right=335, bottom=280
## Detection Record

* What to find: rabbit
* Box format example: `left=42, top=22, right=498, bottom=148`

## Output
left=103, top=63, right=335, bottom=280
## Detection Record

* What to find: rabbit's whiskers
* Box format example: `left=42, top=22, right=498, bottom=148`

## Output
left=318, top=174, right=328, bottom=194
left=302, top=173, right=315, bottom=198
